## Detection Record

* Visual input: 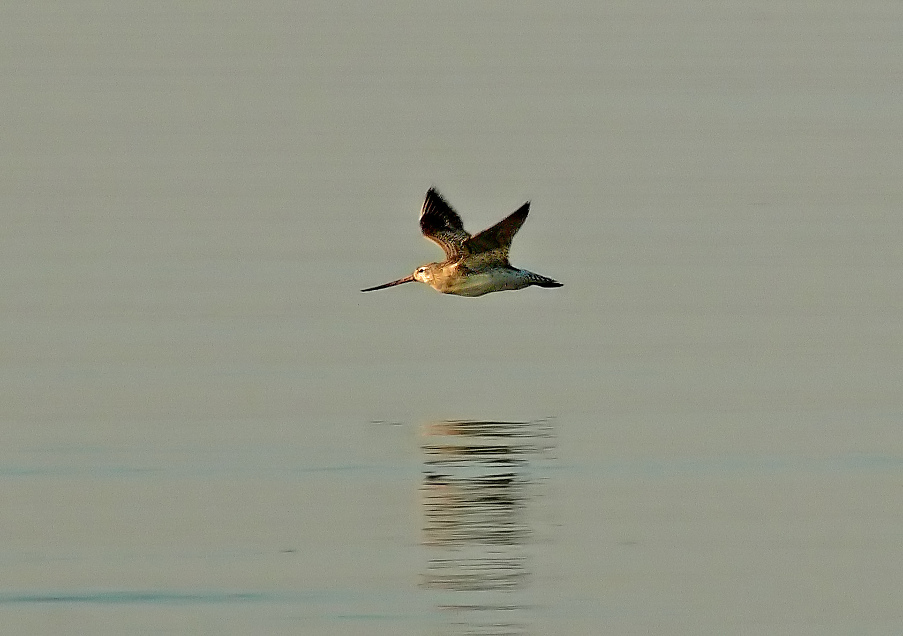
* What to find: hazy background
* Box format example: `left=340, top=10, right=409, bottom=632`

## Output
left=2, top=1, right=901, bottom=634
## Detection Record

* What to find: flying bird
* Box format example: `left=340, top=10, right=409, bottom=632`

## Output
left=362, top=188, right=562, bottom=297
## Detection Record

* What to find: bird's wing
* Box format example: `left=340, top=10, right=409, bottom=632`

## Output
left=462, top=201, right=530, bottom=265
left=419, top=188, right=471, bottom=260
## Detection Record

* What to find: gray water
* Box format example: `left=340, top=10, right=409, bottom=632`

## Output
left=3, top=2, right=902, bottom=634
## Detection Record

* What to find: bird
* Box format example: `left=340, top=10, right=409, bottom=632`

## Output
left=362, top=187, right=562, bottom=297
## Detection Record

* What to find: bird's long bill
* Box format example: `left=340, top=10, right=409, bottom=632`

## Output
left=360, top=274, right=415, bottom=292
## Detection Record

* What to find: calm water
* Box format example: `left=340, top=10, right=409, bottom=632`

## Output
left=3, top=2, right=902, bottom=634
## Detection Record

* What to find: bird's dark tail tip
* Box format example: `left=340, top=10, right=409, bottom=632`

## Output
left=530, top=274, right=563, bottom=289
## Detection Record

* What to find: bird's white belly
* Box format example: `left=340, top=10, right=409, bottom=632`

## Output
left=436, top=270, right=528, bottom=297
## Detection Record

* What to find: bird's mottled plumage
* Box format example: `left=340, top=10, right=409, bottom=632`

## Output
left=418, top=188, right=470, bottom=260
left=362, top=188, right=562, bottom=297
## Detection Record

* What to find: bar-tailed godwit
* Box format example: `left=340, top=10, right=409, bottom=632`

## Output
left=362, top=188, right=562, bottom=297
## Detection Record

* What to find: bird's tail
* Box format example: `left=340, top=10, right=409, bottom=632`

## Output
left=527, top=272, right=563, bottom=288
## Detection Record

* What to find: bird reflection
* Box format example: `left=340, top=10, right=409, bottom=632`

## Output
left=421, top=419, right=554, bottom=635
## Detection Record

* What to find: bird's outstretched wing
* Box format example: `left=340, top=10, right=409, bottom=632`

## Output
left=463, top=201, right=530, bottom=265
left=419, top=187, right=470, bottom=260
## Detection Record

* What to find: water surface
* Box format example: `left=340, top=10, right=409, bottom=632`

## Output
left=2, top=1, right=902, bottom=634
